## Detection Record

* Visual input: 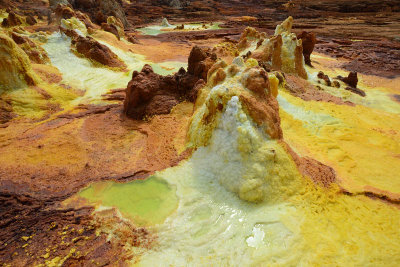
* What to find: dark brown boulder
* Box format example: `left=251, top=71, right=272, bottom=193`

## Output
left=1, top=11, right=24, bottom=27
left=317, top=71, right=331, bottom=86
left=188, top=45, right=217, bottom=80
left=71, top=36, right=126, bottom=69
left=54, top=4, right=74, bottom=21
left=60, top=26, right=80, bottom=39
left=124, top=46, right=217, bottom=120
left=338, top=71, right=358, bottom=88
left=101, top=22, right=120, bottom=39
left=337, top=72, right=366, bottom=96
left=25, top=15, right=37, bottom=25
left=297, top=31, right=316, bottom=66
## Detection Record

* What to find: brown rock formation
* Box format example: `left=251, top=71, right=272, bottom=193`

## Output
left=1, top=11, right=24, bottom=27
left=71, top=35, right=126, bottom=69
left=101, top=22, right=120, bottom=38
left=72, top=0, right=129, bottom=27
left=297, top=31, right=316, bottom=66
left=284, top=74, right=352, bottom=105
left=54, top=4, right=75, bottom=21
left=338, top=71, right=358, bottom=88
left=317, top=71, right=331, bottom=86
left=0, top=34, right=39, bottom=90
left=101, top=16, right=124, bottom=40
left=11, top=32, right=50, bottom=64
left=60, top=25, right=80, bottom=39
left=25, top=15, right=37, bottom=25
left=188, top=45, right=217, bottom=80
left=0, top=100, right=14, bottom=124
left=54, top=4, right=95, bottom=29
left=124, top=46, right=216, bottom=119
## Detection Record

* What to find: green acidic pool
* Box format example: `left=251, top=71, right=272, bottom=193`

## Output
left=79, top=176, right=178, bottom=226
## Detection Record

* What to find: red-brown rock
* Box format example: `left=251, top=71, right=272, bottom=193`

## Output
left=1, top=11, right=24, bottom=27
left=25, top=15, right=37, bottom=25
left=72, top=0, right=129, bottom=27
left=101, top=22, right=120, bottom=39
left=338, top=71, right=358, bottom=88
left=71, top=36, right=126, bottom=69
left=124, top=46, right=216, bottom=120
left=188, top=45, right=217, bottom=80
left=54, top=4, right=74, bottom=21
left=297, top=31, right=316, bottom=66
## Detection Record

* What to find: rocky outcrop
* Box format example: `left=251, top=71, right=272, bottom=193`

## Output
left=101, top=16, right=124, bottom=40
left=54, top=4, right=75, bottom=21
left=297, top=31, right=316, bottom=66
left=338, top=71, right=358, bottom=88
left=55, top=4, right=95, bottom=29
left=0, top=34, right=39, bottom=90
left=241, top=17, right=308, bottom=79
left=188, top=45, right=217, bottom=80
left=1, top=11, right=24, bottom=27
left=25, top=15, right=37, bottom=25
left=11, top=32, right=50, bottom=64
left=71, top=35, right=126, bottom=69
left=0, top=100, right=14, bottom=124
left=170, top=0, right=182, bottom=9
left=317, top=71, right=331, bottom=86
left=72, top=0, right=129, bottom=27
left=337, top=71, right=366, bottom=96
left=124, top=46, right=216, bottom=119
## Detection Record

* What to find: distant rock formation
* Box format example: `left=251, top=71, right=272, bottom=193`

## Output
left=49, top=0, right=70, bottom=9
left=124, top=46, right=217, bottom=119
left=72, top=0, right=129, bottom=27
left=170, top=0, right=182, bottom=9
left=239, top=17, right=308, bottom=79
left=161, top=17, right=171, bottom=27
left=55, top=4, right=94, bottom=29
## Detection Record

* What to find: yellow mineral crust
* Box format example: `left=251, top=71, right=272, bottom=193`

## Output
left=61, top=17, right=87, bottom=35
left=279, top=89, right=400, bottom=198
left=0, top=33, right=40, bottom=91
left=135, top=55, right=400, bottom=264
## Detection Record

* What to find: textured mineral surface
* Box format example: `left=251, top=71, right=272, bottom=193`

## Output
left=0, top=1, right=399, bottom=266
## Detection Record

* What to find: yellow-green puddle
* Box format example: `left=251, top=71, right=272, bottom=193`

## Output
left=79, top=176, right=178, bottom=226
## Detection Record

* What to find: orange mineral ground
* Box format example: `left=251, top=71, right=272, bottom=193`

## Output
left=0, top=1, right=400, bottom=266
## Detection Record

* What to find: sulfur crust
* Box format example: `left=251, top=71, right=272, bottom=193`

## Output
left=279, top=90, right=400, bottom=196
